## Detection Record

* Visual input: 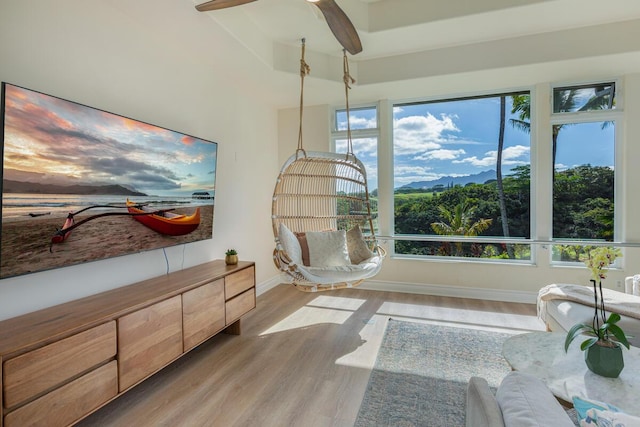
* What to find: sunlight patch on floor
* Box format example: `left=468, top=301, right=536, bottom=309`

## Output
left=259, top=296, right=366, bottom=336
left=335, top=314, right=389, bottom=370
left=306, top=295, right=367, bottom=311
left=376, top=301, right=545, bottom=333
left=334, top=298, right=546, bottom=370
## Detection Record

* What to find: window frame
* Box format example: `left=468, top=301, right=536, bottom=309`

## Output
left=388, top=89, right=534, bottom=264
left=548, top=79, right=624, bottom=267
left=331, top=104, right=380, bottom=140
left=325, top=78, right=626, bottom=268
left=331, top=103, right=381, bottom=232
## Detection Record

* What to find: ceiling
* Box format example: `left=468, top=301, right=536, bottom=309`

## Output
left=195, top=0, right=640, bottom=58
left=191, top=0, right=640, bottom=105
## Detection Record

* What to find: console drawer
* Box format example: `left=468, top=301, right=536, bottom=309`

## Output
left=3, top=321, right=116, bottom=409
left=225, top=288, right=256, bottom=325
left=225, top=266, right=255, bottom=300
left=4, top=360, right=117, bottom=427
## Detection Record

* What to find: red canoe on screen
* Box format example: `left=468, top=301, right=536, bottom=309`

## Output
left=51, top=214, right=75, bottom=244
left=126, top=199, right=200, bottom=236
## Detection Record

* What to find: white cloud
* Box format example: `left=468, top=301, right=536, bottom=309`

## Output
left=337, top=116, right=377, bottom=131
left=502, top=145, right=530, bottom=159
left=392, top=164, right=464, bottom=186
left=453, top=145, right=530, bottom=167
left=393, top=113, right=459, bottom=155
left=335, top=137, right=377, bottom=157
left=393, top=165, right=433, bottom=176
left=413, top=149, right=466, bottom=161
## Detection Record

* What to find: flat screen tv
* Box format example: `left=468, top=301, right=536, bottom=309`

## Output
left=0, top=82, right=218, bottom=279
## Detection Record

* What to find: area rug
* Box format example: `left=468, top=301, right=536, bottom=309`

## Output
left=354, top=319, right=514, bottom=427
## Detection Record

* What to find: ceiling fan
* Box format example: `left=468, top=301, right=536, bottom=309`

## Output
left=195, top=0, right=363, bottom=55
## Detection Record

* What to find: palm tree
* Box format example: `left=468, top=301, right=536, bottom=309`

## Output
left=511, top=87, right=615, bottom=257
left=511, top=93, right=575, bottom=169
left=497, top=96, right=514, bottom=258
left=511, top=88, right=613, bottom=169
left=431, top=202, right=492, bottom=256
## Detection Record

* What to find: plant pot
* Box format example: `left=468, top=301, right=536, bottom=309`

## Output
left=584, top=342, right=624, bottom=378
left=225, top=254, right=238, bottom=265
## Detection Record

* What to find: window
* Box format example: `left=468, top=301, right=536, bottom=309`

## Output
left=332, top=105, right=379, bottom=232
left=335, top=106, right=377, bottom=131
left=551, top=82, right=618, bottom=263
left=553, top=83, right=615, bottom=113
left=392, top=92, right=531, bottom=260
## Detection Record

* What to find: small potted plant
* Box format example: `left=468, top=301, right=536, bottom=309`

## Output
left=564, top=247, right=630, bottom=378
left=225, top=249, right=238, bottom=265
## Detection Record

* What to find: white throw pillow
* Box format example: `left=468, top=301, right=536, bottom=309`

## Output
left=346, top=225, right=375, bottom=264
left=306, top=230, right=351, bottom=267
left=278, top=223, right=302, bottom=265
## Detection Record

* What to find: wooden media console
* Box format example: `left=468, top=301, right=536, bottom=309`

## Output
left=0, top=260, right=256, bottom=427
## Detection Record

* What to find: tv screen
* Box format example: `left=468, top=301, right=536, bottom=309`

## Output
left=1, top=82, right=218, bottom=279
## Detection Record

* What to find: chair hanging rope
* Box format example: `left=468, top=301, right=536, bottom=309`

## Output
left=297, top=38, right=311, bottom=156
left=342, top=49, right=355, bottom=157
left=271, top=40, right=385, bottom=292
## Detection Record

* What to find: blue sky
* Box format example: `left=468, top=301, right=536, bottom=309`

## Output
left=337, top=95, right=615, bottom=190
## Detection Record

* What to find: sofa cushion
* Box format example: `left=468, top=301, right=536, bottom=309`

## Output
left=466, top=377, right=505, bottom=427
left=495, top=372, right=574, bottom=427
left=545, top=299, right=640, bottom=347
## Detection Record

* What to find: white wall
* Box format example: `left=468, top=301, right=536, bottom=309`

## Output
left=0, top=0, right=280, bottom=320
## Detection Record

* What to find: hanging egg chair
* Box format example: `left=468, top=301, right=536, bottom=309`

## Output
left=271, top=41, right=385, bottom=292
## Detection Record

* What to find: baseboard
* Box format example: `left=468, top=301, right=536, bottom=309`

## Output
left=358, top=279, right=538, bottom=304
left=257, top=274, right=538, bottom=304
left=256, top=274, right=288, bottom=296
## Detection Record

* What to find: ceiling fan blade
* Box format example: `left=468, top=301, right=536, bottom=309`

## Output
left=196, top=0, right=257, bottom=12
left=311, top=0, right=362, bottom=55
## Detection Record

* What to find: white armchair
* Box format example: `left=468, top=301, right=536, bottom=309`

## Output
left=625, top=274, right=640, bottom=296
left=538, top=276, right=640, bottom=347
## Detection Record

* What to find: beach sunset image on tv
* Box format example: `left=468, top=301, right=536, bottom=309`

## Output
left=0, top=83, right=218, bottom=279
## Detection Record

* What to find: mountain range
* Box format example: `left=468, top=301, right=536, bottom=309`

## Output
left=2, top=179, right=147, bottom=196
left=401, top=170, right=496, bottom=189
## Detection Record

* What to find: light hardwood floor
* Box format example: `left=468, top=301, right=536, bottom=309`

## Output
left=78, top=285, right=545, bottom=427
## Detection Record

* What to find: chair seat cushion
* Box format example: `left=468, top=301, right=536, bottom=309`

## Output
left=297, top=256, right=383, bottom=284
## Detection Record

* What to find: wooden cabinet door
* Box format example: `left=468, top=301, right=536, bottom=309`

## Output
left=182, top=279, right=225, bottom=352
left=117, top=296, right=183, bottom=392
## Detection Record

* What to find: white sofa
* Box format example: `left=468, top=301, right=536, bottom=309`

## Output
left=466, top=371, right=575, bottom=427
left=538, top=275, right=640, bottom=347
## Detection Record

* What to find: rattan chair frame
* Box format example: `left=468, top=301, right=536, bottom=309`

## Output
left=272, top=150, right=384, bottom=292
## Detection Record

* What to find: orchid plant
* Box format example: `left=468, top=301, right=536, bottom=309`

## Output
left=565, top=247, right=631, bottom=352
left=583, top=246, right=622, bottom=282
